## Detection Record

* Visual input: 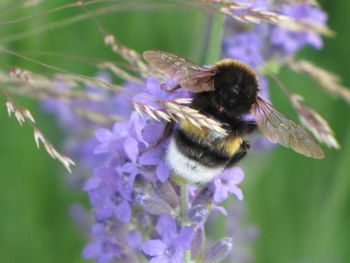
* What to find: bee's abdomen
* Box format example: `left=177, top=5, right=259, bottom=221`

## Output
left=174, top=129, right=230, bottom=167
left=166, top=131, right=227, bottom=183
left=165, top=127, right=245, bottom=183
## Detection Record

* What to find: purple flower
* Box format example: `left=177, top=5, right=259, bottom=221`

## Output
left=212, top=167, right=244, bottom=203
left=84, top=165, right=137, bottom=223
left=222, top=31, right=264, bottom=68
left=133, top=77, right=190, bottom=106
left=83, top=224, right=122, bottom=263
left=139, top=140, right=170, bottom=182
left=257, top=75, right=269, bottom=101
left=94, top=112, right=146, bottom=155
left=141, top=215, right=194, bottom=263
left=250, top=135, right=276, bottom=151
left=271, top=4, right=327, bottom=53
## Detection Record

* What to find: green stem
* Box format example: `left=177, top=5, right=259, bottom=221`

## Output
left=180, top=183, right=189, bottom=221
left=180, top=183, right=192, bottom=263
left=204, top=13, right=225, bottom=65
left=184, top=250, right=192, bottom=263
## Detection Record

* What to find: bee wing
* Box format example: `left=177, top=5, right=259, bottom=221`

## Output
left=143, top=50, right=215, bottom=92
left=251, top=97, right=324, bottom=159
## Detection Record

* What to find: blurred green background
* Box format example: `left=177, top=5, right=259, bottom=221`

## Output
left=0, top=0, right=349, bottom=262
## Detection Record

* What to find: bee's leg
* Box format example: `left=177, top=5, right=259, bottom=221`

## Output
left=226, top=141, right=250, bottom=167
left=161, top=84, right=181, bottom=93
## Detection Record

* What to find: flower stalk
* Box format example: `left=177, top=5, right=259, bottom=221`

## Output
left=180, top=182, right=192, bottom=263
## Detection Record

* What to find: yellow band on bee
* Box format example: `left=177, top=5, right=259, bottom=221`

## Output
left=181, top=119, right=243, bottom=155
left=218, top=136, right=243, bottom=155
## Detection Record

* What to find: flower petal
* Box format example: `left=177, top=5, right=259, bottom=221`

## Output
left=176, top=226, right=194, bottom=251
left=156, top=214, right=177, bottom=245
left=95, top=128, right=113, bottom=142
left=97, top=252, right=114, bottom=263
left=150, top=255, right=169, bottom=263
left=212, top=205, right=228, bottom=216
left=139, top=147, right=163, bottom=166
left=126, top=230, right=142, bottom=250
left=114, top=200, right=131, bottom=223
left=229, top=185, right=244, bottom=201
left=123, top=137, right=139, bottom=163
left=156, top=161, right=169, bottom=182
left=213, top=180, right=228, bottom=203
left=230, top=167, right=244, bottom=184
left=141, top=240, right=167, bottom=256
left=82, top=241, right=101, bottom=258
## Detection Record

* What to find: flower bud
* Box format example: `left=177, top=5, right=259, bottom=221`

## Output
left=152, top=180, right=179, bottom=208
left=204, top=237, right=233, bottom=263
left=188, top=205, right=208, bottom=224
left=192, top=186, right=214, bottom=207
left=191, top=227, right=205, bottom=260
left=135, top=193, right=174, bottom=216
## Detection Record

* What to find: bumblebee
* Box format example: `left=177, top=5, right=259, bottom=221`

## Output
left=143, top=50, right=324, bottom=183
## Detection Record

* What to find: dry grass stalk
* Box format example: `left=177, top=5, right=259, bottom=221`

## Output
left=2, top=69, right=57, bottom=88
left=74, top=107, right=123, bottom=124
left=202, top=0, right=333, bottom=36
left=220, top=5, right=292, bottom=25
left=133, top=99, right=227, bottom=135
left=163, top=100, right=227, bottom=134
left=286, top=0, right=319, bottom=6
left=286, top=59, right=350, bottom=104
left=104, top=34, right=156, bottom=78
left=1, top=87, right=75, bottom=172
left=3, top=66, right=125, bottom=122
left=23, top=0, right=42, bottom=8
left=268, top=72, right=339, bottom=149
left=103, top=34, right=165, bottom=81
left=133, top=102, right=170, bottom=122
left=280, top=18, right=335, bottom=37
left=9, top=67, right=33, bottom=84
left=1, top=68, right=110, bottom=102
left=10, top=85, right=107, bottom=101
left=54, top=73, right=106, bottom=89
left=98, top=62, right=142, bottom=83
left=34, top=129, right=75, bottom=172
left=290, top=94, right=339, bottom=149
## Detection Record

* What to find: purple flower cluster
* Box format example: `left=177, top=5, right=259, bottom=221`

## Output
left=79, top=76, right=245, bottom=262
left=222, top=2, right=328, bottom=64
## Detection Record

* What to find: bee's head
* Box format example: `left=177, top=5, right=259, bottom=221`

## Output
left=213, top=60, right=258, bottom=115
